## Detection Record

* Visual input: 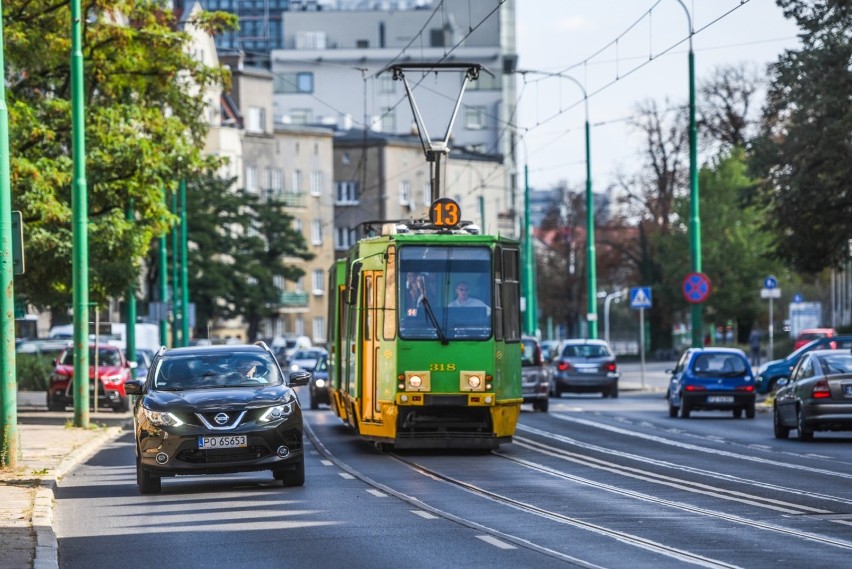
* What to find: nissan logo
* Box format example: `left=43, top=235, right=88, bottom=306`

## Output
left=214, top=413, right=229, bottom=425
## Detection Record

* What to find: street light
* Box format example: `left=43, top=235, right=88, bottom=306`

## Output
left=518, top=69, right=596, bottom=338
left=603, top=289, right=627, bottom=346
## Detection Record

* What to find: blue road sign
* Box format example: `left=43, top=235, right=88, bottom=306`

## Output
left=764, top=275, right=778, bottom=289
left=630, top=287, right=652, bottom=309
left=793, top=293, right=803, bottom=303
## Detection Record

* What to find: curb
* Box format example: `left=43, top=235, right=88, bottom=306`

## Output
left=31, top=424, right=128, bottom=569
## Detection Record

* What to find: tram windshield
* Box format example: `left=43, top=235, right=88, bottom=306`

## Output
left=399, top=246, right=492, bottom=341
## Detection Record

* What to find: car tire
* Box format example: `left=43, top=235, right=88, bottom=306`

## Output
left=310, top=392, right=319, bottom=410
left=610, top=385, right=619, bottom=399
left=733, top=408, right=743, bottom=419
left=533, top=398, right=549, bottom=413
left=773, top=406, right=789, bottom=439
left=668, top=403, right=679, bottom=418
left=745, top=402, right=756, bottom=419
left=680, top=401, right=691, bottom=419
left=136, top=455, right=161, bottom=495
left=274, top=459, right=305, bottom=487
left=47, top=393, right=65, bottom=412
left=796, top=407, right=814, bottom=441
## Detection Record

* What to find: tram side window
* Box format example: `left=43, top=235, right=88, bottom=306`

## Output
left=383, top=246, right=397, bottom=340
left=501, top=248, right=521, bottom=342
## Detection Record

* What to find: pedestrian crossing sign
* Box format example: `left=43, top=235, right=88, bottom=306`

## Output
left=630, top=287, right=652, bottom=309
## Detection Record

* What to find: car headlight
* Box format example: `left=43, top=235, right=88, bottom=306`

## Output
left=259, top=397, right=296, bottom=422
left=314, top=379, right=326, bottom=388
left=101, top=374, right=123, bottom=383
left=143, top=407, right=184, bottom=427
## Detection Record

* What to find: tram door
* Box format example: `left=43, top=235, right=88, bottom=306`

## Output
left=360, top=271, right=381, bottom=423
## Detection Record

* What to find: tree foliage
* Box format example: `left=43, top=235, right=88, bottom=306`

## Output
left=751, top=0, right=852, bottom=273
left=5, top=0, right=232, bottom=311
left=186, top=173, right=314, bottom=342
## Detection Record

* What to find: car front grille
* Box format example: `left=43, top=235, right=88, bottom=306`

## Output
left=177, top=446, right=269, bottom=464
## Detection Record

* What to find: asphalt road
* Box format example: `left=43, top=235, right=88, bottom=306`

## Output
left=51, top=382, right=852, bottom=569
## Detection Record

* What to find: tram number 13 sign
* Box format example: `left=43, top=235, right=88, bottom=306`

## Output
left=682, top=272, right=711, bottom=304
left=430, top=197, right=461, bottom=228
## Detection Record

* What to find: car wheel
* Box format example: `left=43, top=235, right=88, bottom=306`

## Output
left=796, top=407, right=814, bottom=441
left=733, top=408, right=742, bottom=419
left=610, top=385, right=619, bottom=399
left=533, top=398, right=549, bottom=413
left=274, top=459, right=305, bottom=487
left=745, top=401, right=756, bottom=419
left=309, top=392, right=319, bottom=410
left=668, top=403, right=679, bottom=418
left=136, top=455, right=161, bottom=495
left=47, top=393, right=65, bottom=412
left=680, top=401, right=691, bottom=419
left=773, top=406, right=789, bottom=439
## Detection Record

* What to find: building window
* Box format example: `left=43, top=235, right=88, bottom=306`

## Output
left=399, top=180, right=411, bottom=206
left=312, top=317, right=326, bottom=343
left=381, top=107, right=396, bottom=132
left=312, top=269, right=324, bottom=294
left=379, top=75, right=395, bottom=94
left=342, top=152, right=351, bottom=165
left=274, top=72, right=314, bottom=94
left=294, top=277, right=304, bottom=293
left=311, top=219, right=322, bottom=245
left=293, top=218, right=302, bottom=233
left=310, top=171, right=323, bottom=196
left=467, top=71, right=501, bottom=91
left=464, top=106, right=487, bottom=130
left=246, top=106, right=265, bottom=133
left=335, top=180, right=359, bottom=204
left=245, top=165, right=258, bottom=193
left=292, top=170, right=303, bottom=193
left=295, top=316, right=305, bottom=337
left=421, top=181, right=431, bottom=206
left=335, top=226, right=357, bottom=250
left=356, top=39, right=369, bottom=49
left=271, top=168, right=283, bottom=193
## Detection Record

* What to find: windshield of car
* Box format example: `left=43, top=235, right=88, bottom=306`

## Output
left=818, top=353, right=852, bottom=375
left=520, top=339, right=538, bottom=366
left=292, top=349, right=324, bottom=360
left=692, top=354, right=748, bottom=376
left=58, top=348, right=122, bottom=367
left=152, top=353, right=281, bottom=390
left=314, top=355, right=328, bottom=372
left=561, top=344, right=610, bottom=358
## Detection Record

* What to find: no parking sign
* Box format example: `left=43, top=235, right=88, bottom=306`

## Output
left=682, top=272, right=711, bottom=304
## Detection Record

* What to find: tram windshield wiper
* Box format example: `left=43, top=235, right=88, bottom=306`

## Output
left=420, top=296, right=448, bottom=345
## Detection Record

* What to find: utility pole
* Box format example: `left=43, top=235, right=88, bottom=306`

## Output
left=180, top=179, right=190, bottom=346
left=126, top=199, right=136, bottom=376
left=71, top=0, right=90, bottom=428
left=0, top=0, right=19, bottom=466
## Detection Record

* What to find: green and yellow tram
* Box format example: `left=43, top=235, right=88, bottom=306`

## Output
left=326, top=200, right=523, bottom=450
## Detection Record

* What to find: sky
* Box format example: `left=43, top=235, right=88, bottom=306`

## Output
left=514, top=0, right=802, bottom=192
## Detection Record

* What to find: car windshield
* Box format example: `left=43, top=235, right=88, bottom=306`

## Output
left=152, top=353, right=282, bottom=390
left=562, top=344, right=610, bottom=358
left=521, top=340, right=538, bottom=366
left=59, top=348, right=122, bottom=367
left=293, top=349, right=324, bottom=360
left=692, top=354, right=747, bottom=376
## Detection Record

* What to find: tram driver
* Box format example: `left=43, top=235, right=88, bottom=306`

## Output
left=448, top=281, right=490, bottom=316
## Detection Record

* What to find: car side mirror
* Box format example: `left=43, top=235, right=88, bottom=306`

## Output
left=124, top=379, right=145, bottom=395
left=288, top=370, right=311, bottom=387
left=128, top=361, right=138, bottom=369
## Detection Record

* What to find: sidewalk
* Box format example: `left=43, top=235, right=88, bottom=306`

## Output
left=0, top=397, right=129, bottom=569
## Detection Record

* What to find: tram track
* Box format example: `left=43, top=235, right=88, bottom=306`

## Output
left=304, top=420, right=744, bottom=568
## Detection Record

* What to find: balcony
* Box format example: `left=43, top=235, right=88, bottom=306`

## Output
left=279, top=292, right=309, bottom=307
left=273, top=192, right=307, bottom=208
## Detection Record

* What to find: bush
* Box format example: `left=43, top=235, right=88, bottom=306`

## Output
left=16, top=353, right=54, bottom=391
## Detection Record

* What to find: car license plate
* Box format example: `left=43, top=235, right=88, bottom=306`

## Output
left=844, top=384, right=852, bottom=397
left=576, top=366, right=598, bottom=374
left=707, top=396, right=734, bottom=404
left=198, top=435, right=247, bottom=449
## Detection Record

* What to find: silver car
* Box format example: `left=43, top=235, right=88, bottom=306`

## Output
left=521, top=336, right=550, bottom=412
left=551, top=339, right=620, bottom=398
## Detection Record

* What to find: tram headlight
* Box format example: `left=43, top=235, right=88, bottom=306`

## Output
left=460, top=371, right=487, bottom=392
left=403, top=371, right=430, bottom=391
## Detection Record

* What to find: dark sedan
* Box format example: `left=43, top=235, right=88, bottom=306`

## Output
left=125, top=342, right=310, bottom=494
left=308, top=353, right=330, bottom=410
left=666, top=348, right=756, bottom=419
left=774, top=349, right=852, bottom=441
left=551, top=339, right=620, bottom=398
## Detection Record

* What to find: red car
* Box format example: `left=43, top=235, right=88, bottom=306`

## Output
left=47, top=344, right=136, bottom=412
left=794, top=328, right=837, bottom=351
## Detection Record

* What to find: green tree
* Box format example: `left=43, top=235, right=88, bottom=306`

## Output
left=751, top=0, right=852, bottom=273
left=657, top=148, right=779, bottom=344
left=5, top=1, right=235, bottom=312
left=186, top=173, right=314, bottom=342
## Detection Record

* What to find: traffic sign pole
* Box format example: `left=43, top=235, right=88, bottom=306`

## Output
left=639, top=308, right=645, bottom=390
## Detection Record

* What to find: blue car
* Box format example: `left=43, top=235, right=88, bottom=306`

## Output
left=755, top=336, right=852, bottom=394
left=666, top=348, right=756, bottom=419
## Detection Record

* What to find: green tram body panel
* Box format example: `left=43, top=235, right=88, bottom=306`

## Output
left=327, top=229, right=523, bottom=450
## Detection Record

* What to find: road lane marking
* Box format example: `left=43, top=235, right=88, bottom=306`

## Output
left=320, top=460, right=333, bottom=466
left=476, top=535, right=517, bottom=549
left=366, top=489, right=387, bottom=497
left=338, top=472, right=355, bottom=479
left=411, top=510, right=439, bottom=519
